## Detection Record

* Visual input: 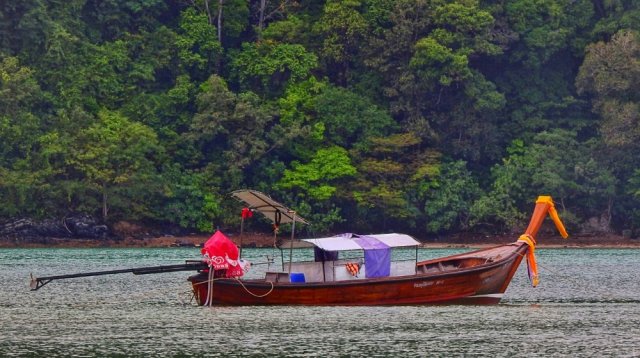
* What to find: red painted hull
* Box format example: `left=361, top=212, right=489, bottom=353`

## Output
left=188, top=243, right=528, bottom=306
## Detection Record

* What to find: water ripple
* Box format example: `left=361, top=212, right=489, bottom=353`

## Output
left=1, top=247, right=639, bottom=357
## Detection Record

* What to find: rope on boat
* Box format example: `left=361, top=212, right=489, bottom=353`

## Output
left=192, top=275, right=275, bottom=300
left=517, top=234, right=539, bottom=287
left=204, top=268, right=214, bottom=306
left=233, top=278, right=274, bottom=298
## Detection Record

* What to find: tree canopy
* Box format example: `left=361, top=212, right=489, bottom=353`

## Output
left=2, top=0, right=640, bottom=239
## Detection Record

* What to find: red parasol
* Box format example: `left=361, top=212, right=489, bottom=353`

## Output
left=201, top=230, right=244, bottom=277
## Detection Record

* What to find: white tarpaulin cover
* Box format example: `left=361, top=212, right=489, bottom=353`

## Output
left=366, top=233, right=421, bottom=248
left=302, top=233, right=419, bottom=252
left=302, top=236, right=362, bottom=251
left=231, top=189, right=309, bottom=225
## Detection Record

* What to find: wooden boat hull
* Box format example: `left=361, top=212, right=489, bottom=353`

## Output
left=188, top=243, right=528, bottom=306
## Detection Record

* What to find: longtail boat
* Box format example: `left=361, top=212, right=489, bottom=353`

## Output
left=30, top=190, right=568, bottom=306
left=187, top=191, right=569, bottom=306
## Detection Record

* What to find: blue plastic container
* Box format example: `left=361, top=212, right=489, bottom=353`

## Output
left=290, top=272, right=305, bottom=283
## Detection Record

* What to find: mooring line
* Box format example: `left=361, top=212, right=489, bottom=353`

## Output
left=192, top=276, right=275, bottom=299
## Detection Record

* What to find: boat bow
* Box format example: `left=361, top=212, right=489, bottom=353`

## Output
left=517, top=196, right=569, bottom=287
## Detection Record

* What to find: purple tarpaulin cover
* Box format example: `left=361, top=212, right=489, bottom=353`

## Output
left=354, top=235, right=391, bottom=278
left=302, top=233, right=419, bottom=278
left=353, top=235, right=388, bottom=250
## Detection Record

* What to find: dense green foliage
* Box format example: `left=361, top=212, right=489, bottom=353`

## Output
left=2, top=0, right=640, bottom=238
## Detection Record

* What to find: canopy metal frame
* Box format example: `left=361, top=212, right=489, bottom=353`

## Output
left=231, top=189, right=309, bottom=273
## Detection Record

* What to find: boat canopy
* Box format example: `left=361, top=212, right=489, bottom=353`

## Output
left=302, top=233, right=419, bottom=252
left=231, top=189, right=309, bottom=225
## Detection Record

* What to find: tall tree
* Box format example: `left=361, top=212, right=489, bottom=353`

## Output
left=230, top=41, right=318, bottom=96
left=67, top=109, right=161, bottom=220
left=471, top=130, right=616, bottom=231
left=177, top=7, right=223, bottom=78
left=591, top=0, right=640, bottom=38
left=189, top=75, right=277, bottom=184
left=423, top=160, right=482, bottom=233
left=278, top=145, right=357, bottom=232
left=0, top=57, right=51, bottom=217
left=365, top=0, right=504, bottom=161
left=81, top=0, right=168, bottom=41
left=576, top=30, right=640, bottom=148
left=351, top=132, right=441, bottom=232
left=314, top=0, right=368, bottom=84
left=252, top=0, right=297, bottom=33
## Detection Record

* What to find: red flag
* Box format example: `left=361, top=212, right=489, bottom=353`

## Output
left=241, top=207, right=253, bottom=219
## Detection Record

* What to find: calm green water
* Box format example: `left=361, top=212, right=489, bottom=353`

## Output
left=1, top=247, right=639, bottom=357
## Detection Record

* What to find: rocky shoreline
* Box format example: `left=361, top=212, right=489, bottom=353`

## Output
left=2, top=215, right=639, bottom=249
left=0, top=216, right=109, bottom=241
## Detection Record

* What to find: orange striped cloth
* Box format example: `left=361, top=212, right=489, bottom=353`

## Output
left=345, top=262, right=360, bottom=277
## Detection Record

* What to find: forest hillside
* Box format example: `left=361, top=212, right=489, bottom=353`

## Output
left=1, top=0, right=640, bottom=241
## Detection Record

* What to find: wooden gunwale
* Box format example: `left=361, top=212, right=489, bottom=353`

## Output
left=190, top=242, right=528, bottom=290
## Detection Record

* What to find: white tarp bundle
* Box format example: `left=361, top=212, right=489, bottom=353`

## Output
left=302, top=233, right=419, bottom=252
